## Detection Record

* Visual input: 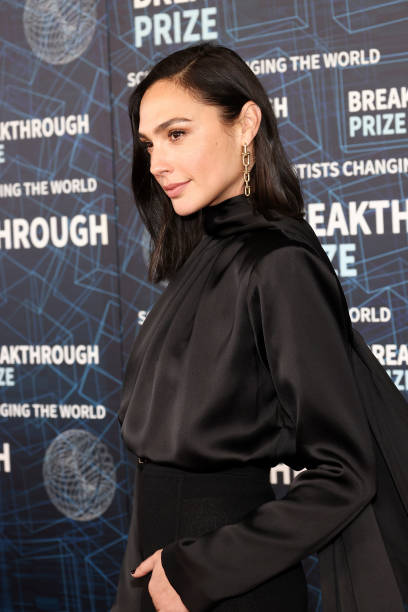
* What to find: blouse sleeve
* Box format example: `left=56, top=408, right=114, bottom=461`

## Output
left=161, top=244, right=377, bottom=612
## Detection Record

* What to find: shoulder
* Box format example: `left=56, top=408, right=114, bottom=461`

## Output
left=243, top=228, right=347, bottom=317
left=240, top=225, right=330, bottom=280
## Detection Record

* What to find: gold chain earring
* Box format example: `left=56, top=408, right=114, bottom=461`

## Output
left=242, top=143, right=251, bottom=197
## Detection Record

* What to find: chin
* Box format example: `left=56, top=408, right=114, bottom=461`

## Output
left=171, top=199, right=206, bottom=217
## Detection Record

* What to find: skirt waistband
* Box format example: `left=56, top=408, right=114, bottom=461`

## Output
left=136, top=457, right=271, bottom=480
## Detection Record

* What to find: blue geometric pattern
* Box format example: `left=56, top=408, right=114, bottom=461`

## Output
left=0, top=1, right=131, bottom=610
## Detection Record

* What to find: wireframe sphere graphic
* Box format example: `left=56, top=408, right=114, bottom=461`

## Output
left=23, top=0, right=97, bottom=65
left=43, top=429, right=116, bottom=521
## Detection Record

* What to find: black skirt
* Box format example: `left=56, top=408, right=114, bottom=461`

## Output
left=113, top=461, right=308, bottom=612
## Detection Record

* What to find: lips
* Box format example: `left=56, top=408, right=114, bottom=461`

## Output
left=163, top=180, right=190, bottom=198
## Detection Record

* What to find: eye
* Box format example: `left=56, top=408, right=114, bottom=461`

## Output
left=169, top=129, right=185, bottom=141
left=140, top=140, right=152, bottom=152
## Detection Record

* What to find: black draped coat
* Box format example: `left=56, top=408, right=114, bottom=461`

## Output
left=118, top=194, right=408, bottom=611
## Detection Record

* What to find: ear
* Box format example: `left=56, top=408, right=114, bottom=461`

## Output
left=238, top=101, right=262, bottom=148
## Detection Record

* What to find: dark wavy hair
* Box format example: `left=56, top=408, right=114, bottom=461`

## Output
left=128, top=43, right=305, bottom=283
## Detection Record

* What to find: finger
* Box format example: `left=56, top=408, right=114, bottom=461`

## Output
left=130, top=554, right=155, bottom=577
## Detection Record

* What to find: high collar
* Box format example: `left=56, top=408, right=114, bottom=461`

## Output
left=201, top=193, right=342, bottom=310
left=202, top=193, right=289, bottom=238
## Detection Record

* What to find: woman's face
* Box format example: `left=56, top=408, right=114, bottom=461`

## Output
left=138, top=79, right=246, bottom=216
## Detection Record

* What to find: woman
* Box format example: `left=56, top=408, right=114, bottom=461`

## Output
left=112, top=44, right=408, bottom=612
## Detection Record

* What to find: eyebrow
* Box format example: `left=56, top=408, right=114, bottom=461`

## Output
left=138, top=117, right=192, bottom=139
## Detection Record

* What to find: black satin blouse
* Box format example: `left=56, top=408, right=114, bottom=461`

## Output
left=118, top=194, right=378, bottom=611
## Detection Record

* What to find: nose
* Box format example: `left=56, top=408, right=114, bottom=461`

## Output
left=149, top=145, right=173, bottom=179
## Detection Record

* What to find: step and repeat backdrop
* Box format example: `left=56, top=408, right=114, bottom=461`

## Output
left=0, top=1, right=407, bottom=610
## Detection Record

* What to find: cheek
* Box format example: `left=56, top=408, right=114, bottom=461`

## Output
left=205, top=138, right=232, bottom=170
left=181, top=132, right=238, bottom=186
left=212, top=139, right=241, bottom=179
left=184, top=139, right=216, bottom=178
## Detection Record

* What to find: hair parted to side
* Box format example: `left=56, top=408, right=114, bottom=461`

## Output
left=128, top=43, right=305, bottom=284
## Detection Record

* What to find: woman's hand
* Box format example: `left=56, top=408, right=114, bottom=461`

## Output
left=131, top=548, right=189, bottom=612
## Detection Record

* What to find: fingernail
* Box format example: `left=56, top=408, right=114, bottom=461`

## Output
left=130, top=568, right=136, bottom=575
